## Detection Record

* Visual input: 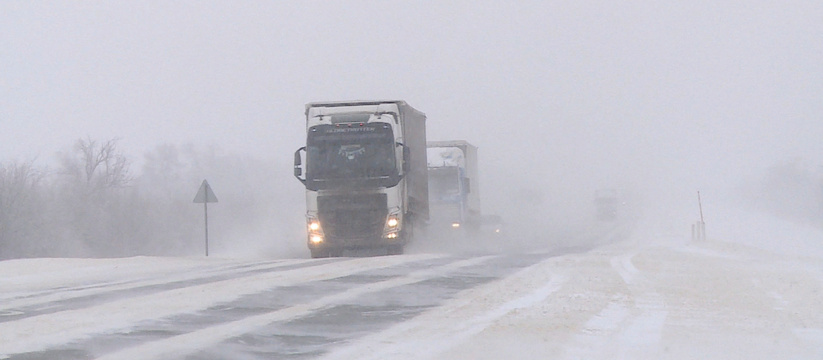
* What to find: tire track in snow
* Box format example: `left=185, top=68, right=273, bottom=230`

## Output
left=0, top=254, right=443, bottom=357
left=562, top=250, right=668, bottom=359
left=0, top=258, right=329, bottom=322
left=610, top=251, right=639, bottom=284
left=1, top=259, right=291, bottom=307
left=559, top=299, right=631, bottom=360
left=0, top=258, right=281, bottom=302
left=93, top=255, right=495, bottom=360
left=612, top=251, right=669, bottom=356
left=319, top=256, right=569, bottom=360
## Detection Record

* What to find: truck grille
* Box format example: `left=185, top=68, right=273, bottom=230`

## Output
left=317, top=193, right=388, bottom=240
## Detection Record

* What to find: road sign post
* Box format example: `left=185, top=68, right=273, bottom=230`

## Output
left=193, top=179, right=218, bottom=256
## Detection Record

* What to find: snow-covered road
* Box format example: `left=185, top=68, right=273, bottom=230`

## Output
left=320, top=233, right=823, bottom=360
left=1, top=210, right=822, bottom=359
left=0, top=249, right=566, bottom=359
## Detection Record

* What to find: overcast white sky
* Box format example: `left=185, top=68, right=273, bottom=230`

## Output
left=2, top=1, right=822, bottom=215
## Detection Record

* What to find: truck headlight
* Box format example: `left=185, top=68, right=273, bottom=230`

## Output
left=309, top=221, right=321, bottom=232
left=451, top=222, right=461, bottom=228
left=310, top=235, right=324, bottom=244
left=384, top=213, right=401, bottom=239
left=387, top=217, right=399, bottom=228
left=307, top=217, right=324, bottom=235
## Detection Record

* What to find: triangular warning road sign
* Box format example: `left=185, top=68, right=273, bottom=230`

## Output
left=193, top=180, right=218, bottom=203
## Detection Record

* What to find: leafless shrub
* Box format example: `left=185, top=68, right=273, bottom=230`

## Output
left=0, top=160, right=47, bottom=258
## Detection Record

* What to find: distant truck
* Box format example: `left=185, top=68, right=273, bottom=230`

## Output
left=294, top=100, right=429, bottom=258
left=594, top=189, right=619, bottom=221
left=427, top=141, right=482, bottom=233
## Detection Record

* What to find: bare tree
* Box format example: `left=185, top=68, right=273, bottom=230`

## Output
left=48, top=137, right=135, bottom=256
left=77, top=137, right=131, bottom=189
left=60, top=137, right=132, bottom=194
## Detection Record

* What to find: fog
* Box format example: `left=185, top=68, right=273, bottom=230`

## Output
left=1, top=2, right=822, bottom=258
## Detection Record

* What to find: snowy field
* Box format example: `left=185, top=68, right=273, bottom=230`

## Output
left=1, top=205, right=822, bottom=359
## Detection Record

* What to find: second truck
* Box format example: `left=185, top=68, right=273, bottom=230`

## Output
left=426, top=140, right=482, bottom=233
left=293, top=100, right=429, bottom=258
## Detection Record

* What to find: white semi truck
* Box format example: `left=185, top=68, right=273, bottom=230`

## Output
left=294, top=100, right=429, bottom=258
left=427, top=140, right=482, bottom=232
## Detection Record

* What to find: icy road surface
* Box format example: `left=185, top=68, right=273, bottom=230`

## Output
left=1, top=213, right=822, bottom=359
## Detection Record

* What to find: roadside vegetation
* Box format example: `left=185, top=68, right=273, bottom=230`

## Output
left=0, top=138, right=300, bottom=259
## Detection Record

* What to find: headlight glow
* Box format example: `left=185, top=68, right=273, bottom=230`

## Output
left=387, top=217, right=399, bottom=228
left=384, top=213, right=401, bottom=237
left=451, top=222, right=461, bottom=228
left=309, top=222, right=320, bottom=231
left=310, top=235, right=324, bottom=244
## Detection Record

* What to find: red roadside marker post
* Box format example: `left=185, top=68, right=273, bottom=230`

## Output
left=193, top=179, right=218, bottom=256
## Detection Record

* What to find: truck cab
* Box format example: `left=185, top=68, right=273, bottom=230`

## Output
left=294, top=101, right=428, bottom=257
left=427, top=141, right=481, bottom=233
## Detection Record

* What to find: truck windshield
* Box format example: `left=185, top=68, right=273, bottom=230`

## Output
left=306, top=124, right=396, bottom=181
left=428, top=167, right=460, bottom=202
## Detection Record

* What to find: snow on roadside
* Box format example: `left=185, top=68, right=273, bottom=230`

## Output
left=323, top=205, right=823, bottom=359
left=709, top=204, right=823, bottom=260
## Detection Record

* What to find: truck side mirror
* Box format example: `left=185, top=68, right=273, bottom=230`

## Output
left=294, top=147, right=306, bottom=184
left=397, top=142, right=410, bottom=173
